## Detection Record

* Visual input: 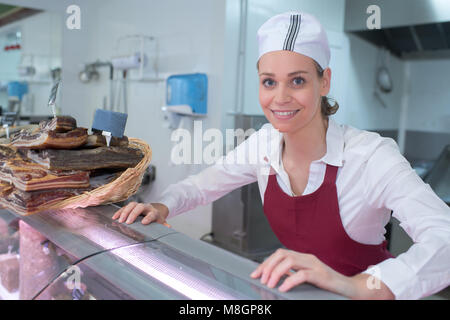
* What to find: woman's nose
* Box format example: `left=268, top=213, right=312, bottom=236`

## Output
left=274, top=85, right=292, bottom=105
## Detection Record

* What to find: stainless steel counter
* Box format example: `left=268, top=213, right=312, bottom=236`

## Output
left=0, top=205, right=346, bottom=300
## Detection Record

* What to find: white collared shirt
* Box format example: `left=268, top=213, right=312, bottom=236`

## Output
left=157, top=118, right=450, bottom=300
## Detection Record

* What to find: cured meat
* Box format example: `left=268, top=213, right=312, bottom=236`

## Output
left=8, top=116, right=86, bottom=149
left=84, top=134, right=129, bottom=148
left=19, top=221, right=60, bottom=299
left=9, top=127, right=88, bottom=149
left=38, top=116, right=76, bottom=133
left=25, top=146, right=143, bottom=171
left=0, top=124, right=38, bottom=138
left=0, top=181, right=13, bottom=197
left=0, top=254, right=19, bottom=293
left=0, top=145, right=20, bottom=160
left=0, top=182, right=89, bottom=216
left=0, top=158, right=90, bottom=192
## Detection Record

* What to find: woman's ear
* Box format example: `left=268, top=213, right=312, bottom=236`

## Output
left=320, top=67, right=331, bottom=96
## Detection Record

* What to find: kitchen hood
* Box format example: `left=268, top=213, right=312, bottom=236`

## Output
left=345, top=0, right=450, bottom=59
left=0, top=4, right=41, bottom=28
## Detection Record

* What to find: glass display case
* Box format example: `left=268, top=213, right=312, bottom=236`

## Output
left=0, top=205, right=345, bottom=300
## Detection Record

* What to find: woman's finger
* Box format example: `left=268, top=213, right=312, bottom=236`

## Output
left=250, top=265, right=263, bottom=279
left=112, top=207, right=123, bottom=220
left=266, top=256, right=298, bottom=289
left=250, top=262, right=266, bottom=278
left=118, top=202, right=138, bottom=223
left=125, top=203, right=148, bottom=224
left=278, top=270, right=311, bottom=292
left=141, top=208, right=157, bottom=225
left=259, top=249, right=290, bottom=285
left=250, top=253, right=277, bottom=279
left=250, top=249, right=288, bottom=279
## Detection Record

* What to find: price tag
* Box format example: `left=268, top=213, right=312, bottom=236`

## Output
left=102, top=130, right=112, bottom=147
left=3, top=124, right=9, bottom=139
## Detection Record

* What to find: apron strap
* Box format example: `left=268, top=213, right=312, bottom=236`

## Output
left=323, top=164, right=339, bottom=184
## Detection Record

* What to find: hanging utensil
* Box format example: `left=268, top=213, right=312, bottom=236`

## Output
left=48, top=80, right=60, bottom=118
left=373, top=48, right=393, bottom=108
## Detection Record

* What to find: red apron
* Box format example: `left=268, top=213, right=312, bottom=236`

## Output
left=263, top=164, right=393, bottom=276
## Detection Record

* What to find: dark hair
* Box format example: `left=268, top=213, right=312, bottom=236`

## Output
left=256, top=58, right=340, bottom=118
left=313, top=61, right=339, bottom=117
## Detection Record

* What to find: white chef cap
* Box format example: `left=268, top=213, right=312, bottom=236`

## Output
left=257, top=11, right=331, bottom=70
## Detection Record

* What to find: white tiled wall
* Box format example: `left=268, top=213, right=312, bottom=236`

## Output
left=406, top=59, right=450, bottom=133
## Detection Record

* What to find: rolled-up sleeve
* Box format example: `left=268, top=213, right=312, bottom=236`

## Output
left=362, top=138, right=450, bottom=299
left=156, top=133, right=259, bottom=219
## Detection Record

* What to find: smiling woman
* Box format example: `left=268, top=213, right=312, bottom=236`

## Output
left=114, top=11, right=450, bottom=300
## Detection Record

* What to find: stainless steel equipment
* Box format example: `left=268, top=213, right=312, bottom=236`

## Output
left=211, top=115, right=283, bottom=263
left=345, top=0, right=450, bottom=58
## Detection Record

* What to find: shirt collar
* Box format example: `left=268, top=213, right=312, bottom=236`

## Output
left=319, top=118, right=344, bottom=167
left=264, top=118, right=344, bottom=169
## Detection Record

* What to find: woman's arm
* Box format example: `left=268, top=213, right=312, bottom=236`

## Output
left=156, top=157, right=258, bottom=219
left=114, top=132, right=260, bottom=223
left=349, top=273, right=395, bottom=299
left=361, top=138, right=450, bottom=299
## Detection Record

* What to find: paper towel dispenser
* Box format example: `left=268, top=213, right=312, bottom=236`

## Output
left=161, top=73, right=207, bottom=129
left=166, top=73, right=207, bottom=115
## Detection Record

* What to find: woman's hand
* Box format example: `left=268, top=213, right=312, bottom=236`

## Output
left=112, top=202, right=169, bottom=225
left=250, top=248, right=395, bottom=300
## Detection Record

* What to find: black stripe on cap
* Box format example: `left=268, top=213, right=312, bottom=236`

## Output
left=289, top=14, right=301, bottom=51
left=283, top=14, right=301, bottom=51
left=283, top=15, right=295, bottom=50
left=286, top=15, right=299, bottom=51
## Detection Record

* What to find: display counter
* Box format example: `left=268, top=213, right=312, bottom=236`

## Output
left=0, top=204, right=345, bottom=300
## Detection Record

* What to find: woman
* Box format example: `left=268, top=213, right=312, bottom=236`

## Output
left=113, top=12, right=450, bottom=300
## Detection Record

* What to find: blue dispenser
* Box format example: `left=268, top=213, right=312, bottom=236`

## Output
left=7, top=81, right=28, bottom=101
left=166, top=73, right=207, bottom=115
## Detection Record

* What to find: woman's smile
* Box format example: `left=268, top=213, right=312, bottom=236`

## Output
left=270, top=109, right=301, bottom=120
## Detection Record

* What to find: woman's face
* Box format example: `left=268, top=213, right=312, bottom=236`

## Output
left=258, top=50, right=331, bottom=133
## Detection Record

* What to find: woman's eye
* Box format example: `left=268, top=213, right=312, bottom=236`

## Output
left=292, top=77, right=304, bottom=86
left=262, top=79, right=275, bottom=87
